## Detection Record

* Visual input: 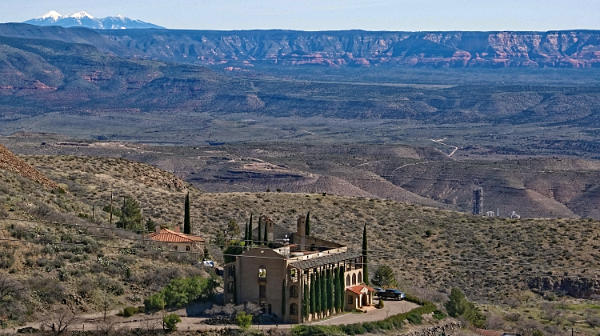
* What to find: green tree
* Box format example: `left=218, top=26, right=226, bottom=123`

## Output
left=333, top=268, right=340, bottom=312
left=303, top=282, right=309, bottom=320
left=263, top=219, right=268, bottom=243
left=145, top=218, right=156, bottom=233
left=117, top=196, right=143, bottom=231
left=371, top=265, right=398, bottom=288
left=248, top=214, right=253, bottom=245
left=257, top=216, right=262, bottom=245
left=320, top=270, right=326, bottom=314
left=183, top=192, right=191, bottom=234
left=310, top=273, right=316, bottom=315
left=326, top=269, right=333, bottom=312
left=144, top=293, right=165, bottom=313
left=314, top=272, right=321, bottom=313
left=236, top=311, right=252, bottom=330
left=445, top=288, right=468, bottom=317
left=162, top=313, right=181, bottom=332
left=362, top=223, right=369, bottom=284
left=338, top=266, right=345, bottom=311
left=305, top=211, right=311, bottom=236
left=227, top=220, right=240, bottom=241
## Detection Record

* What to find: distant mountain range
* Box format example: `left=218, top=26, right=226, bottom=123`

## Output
left=24, top=11, right=164, bottom=29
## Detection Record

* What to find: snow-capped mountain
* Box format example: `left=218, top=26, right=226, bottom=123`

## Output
left=24, top=11, right=164, bottom=29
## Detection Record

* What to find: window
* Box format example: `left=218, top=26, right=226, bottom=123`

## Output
left=186, top=245, right=191, bottom=251
left=290, top=285, right=298, bottom=298
left=290, top=303, right=298, bottom=315
left=352, top=274, right=357, bottom=285
left=258, top=266, right=267, bottom=279
left=346, top=274, right=350, bottom=286
left=259, top=285, right=266, bottom=299
left=358, top=271, right=362, bottom=283
left=289, top=268, right=298, bottom=282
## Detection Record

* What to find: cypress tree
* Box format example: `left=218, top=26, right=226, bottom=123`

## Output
left=183, top=192, right=191, bottom=234
left=305, top=211, right=311, bottom=236
left=314, top=272, right=321, bottom=313
left=333, top=268, right=340, bottom=313
left=248, top=214, right=253, bottom=245
left=310, top=273, right=316, bottom=315
left=327, top=269, right=334, bottom=312
left=257, top=216, right=262, bottom=245
left=320, top=269, right=326, bottom=314
left=263, top=219, right=268, bottom=244
left=362, top=223, right=369, bottom=285
left=244, top=219, right=249, bottom=243
left=338, top=266, right=345, bottom=311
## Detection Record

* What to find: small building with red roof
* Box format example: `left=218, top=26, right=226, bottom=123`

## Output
left=148, top=226, right=205, bottom=252
left=346, top=284, right=375, bottom=311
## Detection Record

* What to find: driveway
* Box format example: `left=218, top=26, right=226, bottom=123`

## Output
left=309, top=300, right=419, bottom=326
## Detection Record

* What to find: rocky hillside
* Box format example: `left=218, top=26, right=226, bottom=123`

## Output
left=0, top=144, right=57, bottom=189
left=1, top=24, right=599, bottom=68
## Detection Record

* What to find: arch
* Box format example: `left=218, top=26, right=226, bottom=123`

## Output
left=358, top=271, right=362, bottom=283
left=290, top=303, right=298, bottom=315
left=352, top=273, right=357, bottom=285
left=346, top=274, right=351, bottom=286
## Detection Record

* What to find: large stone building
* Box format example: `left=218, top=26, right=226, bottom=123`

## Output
left=224, top=216, right=373, bottom=323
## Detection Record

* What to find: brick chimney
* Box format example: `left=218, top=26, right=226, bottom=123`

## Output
left=296, top=216, right=306, bottom=250
left=174, top=225, right=181, bottom=233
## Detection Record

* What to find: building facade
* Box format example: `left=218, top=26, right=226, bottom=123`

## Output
left=148, top=227, right=205, bottom=252
left=224, top=217, right=372, bottom=323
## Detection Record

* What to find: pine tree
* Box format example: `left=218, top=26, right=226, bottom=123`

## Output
left=117, top=196, right=143, bottom=231
left=338, top=266, right=345, bottom=311
left=362, top=223, right=369, bottom=284
left=310, top=273, right=316, bottom=315
left=305, top=211, right=311, bottom=236
left=183, top=192, right=191, bottom=234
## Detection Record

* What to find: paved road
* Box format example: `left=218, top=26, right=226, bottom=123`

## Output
left=310, top=300, right=419, bottom=326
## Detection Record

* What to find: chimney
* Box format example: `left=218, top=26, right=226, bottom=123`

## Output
left=174, top=225, right=181, bottom=233
left=155, top=226, right=161, bottom=234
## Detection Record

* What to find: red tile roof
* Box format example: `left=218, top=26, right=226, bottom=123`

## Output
left=346, top=285, right=375, bottom=295
left=149, top=229, right=205, bottom=243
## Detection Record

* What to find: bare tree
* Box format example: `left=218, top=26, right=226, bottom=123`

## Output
left=43, top=307, right=76, bottom=336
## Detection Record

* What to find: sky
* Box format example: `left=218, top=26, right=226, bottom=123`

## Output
left=2, top=0, right=600, bottom=31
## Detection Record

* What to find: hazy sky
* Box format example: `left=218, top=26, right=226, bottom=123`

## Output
left=2, top=0, right=599, bottom=31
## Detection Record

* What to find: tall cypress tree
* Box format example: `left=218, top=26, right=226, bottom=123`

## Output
left=183, top=192, right=191, bottom=234
left=362, top=223, right=369, bottom=285
left=338, top=266, right=345, bottom=311
left=244, top=219, right=249, bottom=243
left=333, top=268, right=340, bottom=313
left=263, top=219, right=268, bottom=244
left=248, top=214, right=253, bottom=245
left=305, top=211, right=311, bottom=236
left=310, top=273, right=316, bottom=315
left=320, top=269, right=326, bottom=314
left=327, top=269, right=334, bottom=312
left=257, top=216, right=262, bottom=245
left=314, top=272, right=321, bottom=314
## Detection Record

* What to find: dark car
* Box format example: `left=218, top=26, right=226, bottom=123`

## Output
left=373, top=287, right=386, bottom=297
left=379, top=289, right=406, bottom=300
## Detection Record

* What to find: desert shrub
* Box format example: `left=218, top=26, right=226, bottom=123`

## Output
left=120, top=306, right=139, bottom=317
left=144, top=293, right=165, bottom=313
left=28, top=276, right=66, bottom=304
left=96, top=275, right=125, bottom=296
left=445, top=288, right=486, bottom=328
left=406, top=312, right=422, bottom=324
left=433, top=310, right=446, bottom=320
left=0, top=247, right=15, bottom=269
left=162, top=313, right=181, bottom=332
left=235, top=311, right=253, bottom=330
left=376, top=299, right=384, bottom=309
left=144, top=275, right=218, bottom=311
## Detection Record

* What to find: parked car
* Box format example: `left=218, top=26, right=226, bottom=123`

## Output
left=379, top=289, right=406, bottom=300
left=373, top=287, right=386, bottom=297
